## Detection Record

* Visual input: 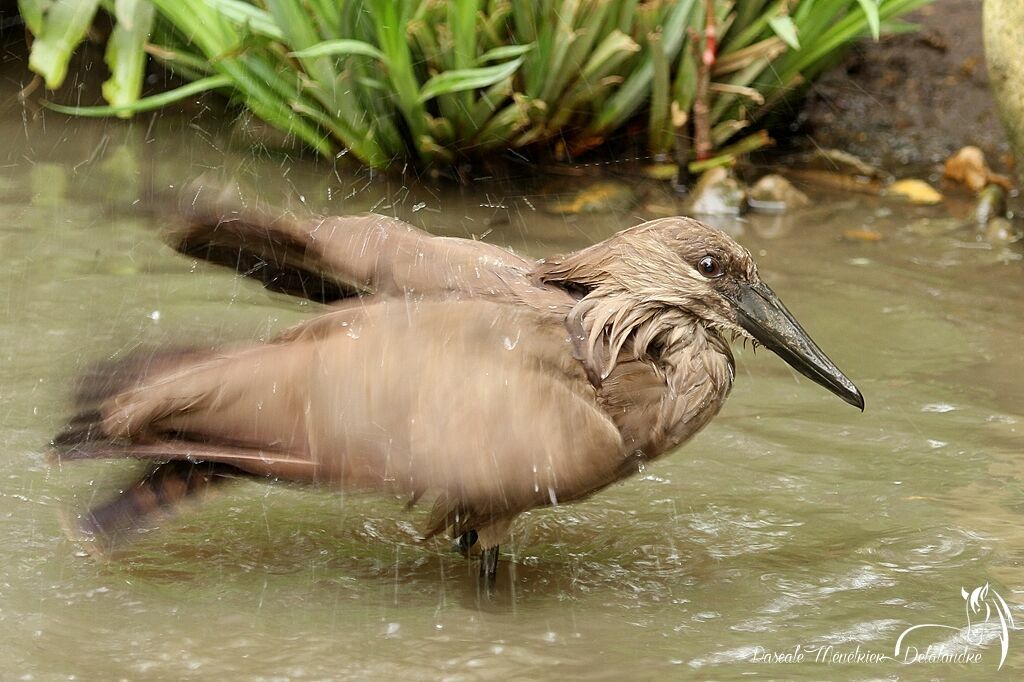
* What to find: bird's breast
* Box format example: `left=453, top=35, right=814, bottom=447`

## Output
left=597, top=338, right=734, bottom=462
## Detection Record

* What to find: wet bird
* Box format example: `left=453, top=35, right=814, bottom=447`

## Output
left=53, top=191, right=863, bottom=581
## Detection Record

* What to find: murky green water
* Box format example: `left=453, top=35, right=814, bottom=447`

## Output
left=2, top=79, right=1024, bottom=680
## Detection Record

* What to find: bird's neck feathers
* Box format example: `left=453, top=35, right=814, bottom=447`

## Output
left=534, top=238, right=730, bottom=386
left=562, top=285, right=726, bottom=388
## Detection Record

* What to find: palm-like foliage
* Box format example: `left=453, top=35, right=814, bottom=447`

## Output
left=21, top=0, right=931, bottom=169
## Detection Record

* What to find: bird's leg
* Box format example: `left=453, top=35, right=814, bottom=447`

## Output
left=479, top=545, right=499, bottom=585
left=474, top=518, right=511, bottom=587
left=453, top=529, right=498, bottom=586
left=455, top=529, right=478, bottom=556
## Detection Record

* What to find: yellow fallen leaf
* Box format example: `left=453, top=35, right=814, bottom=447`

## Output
left=843, top=228, right=884, bottom=242
left=546, top=182, right=637, bottom=215
left=889, top=179, right=943, bottom=205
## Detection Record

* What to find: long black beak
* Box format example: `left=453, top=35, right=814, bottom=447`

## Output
left=730, top=281, right=864, bottom=410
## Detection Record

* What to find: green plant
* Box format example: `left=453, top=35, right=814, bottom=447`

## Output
left=21, top=0, right=931, bottom=169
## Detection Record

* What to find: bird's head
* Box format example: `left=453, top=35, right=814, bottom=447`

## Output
left=535, top=217, right=863, bottom=410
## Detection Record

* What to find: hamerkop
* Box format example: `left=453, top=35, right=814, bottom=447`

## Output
left=53, top=190, right=863, bottom=580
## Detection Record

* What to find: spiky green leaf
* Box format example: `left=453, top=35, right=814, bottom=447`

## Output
left=288, top=39, right=387, bottom=62
left=768, top=15, right=801, bottom=50
left=857, top=0, right=882, bottom=39
left=102, top=0, right=156, bottom=116
left=26, top=0, right=101, bottom=88
left=418, top=58, right=524, bottom=102
left=46, top=74, right=231, bottom=116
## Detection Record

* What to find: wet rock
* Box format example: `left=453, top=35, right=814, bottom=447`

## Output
left=888, top=179, right=942, bottom=205
left=803, top=148, right=889, bottom=181
left=686, top=167, right=746, bottom=216
left=984, top=217, right=1022, bottom=243
left=747, top=174, right=809, bottom=213
left=984, top=1, right=1024, bottom=185
left=942, top=146, right=1012, bottom=192
left=973, top=184, right=1007, bottom=225
left=545, top=181, right=637, bottom=215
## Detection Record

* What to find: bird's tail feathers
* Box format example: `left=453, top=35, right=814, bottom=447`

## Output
left=423, top=495, right=479, bottom=542
left=63, top=460, right=243, bottom=555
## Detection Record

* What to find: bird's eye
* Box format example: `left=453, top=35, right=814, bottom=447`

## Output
left=697, top=255, right=724, bottom=278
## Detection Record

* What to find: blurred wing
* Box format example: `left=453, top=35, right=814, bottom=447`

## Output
left=58, top=300, right=627, bottom=533
left=169, top=183, right=536, bottom=303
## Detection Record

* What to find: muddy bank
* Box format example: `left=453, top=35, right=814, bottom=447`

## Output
left=796, top=0, right=1012, bottom=174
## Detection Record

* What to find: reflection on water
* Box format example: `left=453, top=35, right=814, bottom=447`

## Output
left=2, top=61, right=1024, bottom=680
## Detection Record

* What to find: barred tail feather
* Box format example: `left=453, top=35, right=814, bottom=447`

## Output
left=63, top=461, right=242, bottom=554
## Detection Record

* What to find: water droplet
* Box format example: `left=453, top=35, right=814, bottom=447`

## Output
left=503, top=330, right=521, bottom=351
left=148, top=310, right=160, bottom=321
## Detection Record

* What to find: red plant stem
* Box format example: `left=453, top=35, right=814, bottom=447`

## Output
left=693, top=0, right=718, bottom=161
